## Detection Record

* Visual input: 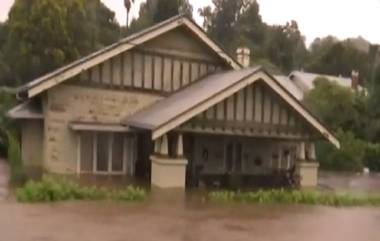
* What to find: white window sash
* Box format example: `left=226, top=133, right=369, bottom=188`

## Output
left=77, top=132, right=131, bottom=176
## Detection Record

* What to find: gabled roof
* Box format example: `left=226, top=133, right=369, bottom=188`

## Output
left=289, top=71, right=354, bottom=90
left=275, top=75, right=304, bottom=100
left=126, top=67, right=259, bottom=130
left=18, top=15, right=241, bottom=99
left=124, top=67, right=340, bottom=148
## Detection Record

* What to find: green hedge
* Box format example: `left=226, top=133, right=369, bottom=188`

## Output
left=208, top=189, right=380, bottom=207
left=16, top=175, right=146, bottom=203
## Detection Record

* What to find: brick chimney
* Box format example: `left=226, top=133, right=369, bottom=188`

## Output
left=351, top=70, right=360, bottom=91
left=236, top=47, right=251, bottom=68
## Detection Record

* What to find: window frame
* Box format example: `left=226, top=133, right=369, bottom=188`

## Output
left=76, top=132, right=130, bottom=175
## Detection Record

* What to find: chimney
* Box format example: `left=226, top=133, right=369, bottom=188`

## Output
left=351, top=70, right=360, bottom=91
left=236, top=47, right=251, bottom=68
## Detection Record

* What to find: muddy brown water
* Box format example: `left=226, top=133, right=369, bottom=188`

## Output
left=0, top=159, right=9, bottom=201
left=1, top=199, right=380, bottom=241
left=1, top=160, right=380, bottom=241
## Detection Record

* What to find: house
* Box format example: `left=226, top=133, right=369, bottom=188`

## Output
left=8, top=15, right=339, bottom=190
left=276, top=70, right=362, bottom=101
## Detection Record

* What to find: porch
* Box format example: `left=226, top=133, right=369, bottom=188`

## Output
left=73, top=127, right=317, bottom=190
left=150, top=131, right=318, bottom=189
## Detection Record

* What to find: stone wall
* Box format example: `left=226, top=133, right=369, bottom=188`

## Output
left=43, top=84, right=162, bottom=173
left=21, top=120, right=44, bottom=171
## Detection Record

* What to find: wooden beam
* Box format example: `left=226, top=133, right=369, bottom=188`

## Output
left=177, top=126, right=306, bottom=140
left=189, top=119, right=299, bottom=134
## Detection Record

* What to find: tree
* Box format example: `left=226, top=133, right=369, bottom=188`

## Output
left=128, top=0, right=193, bottom=34
left=124, top=0, right=135, bottom=27
left=200, top=0, right=306, bottom=72
left=0, top=23, right=10, bottom=83
left=306, top=40, right=370, bottom=82
left=234, top=0, right=267, bottom=60
left=264, top=21, right=307, bottom=72
left=303, top=77, right=361, bottom=133
left=317, top=130, right=366, bottom=172
left=2, top=0, right=120, bottom=86
left=303, top=77, right=380, bottom=172
left=309, top=36, right=338, bottom=55
left=200, top=0, right=245, bottom=53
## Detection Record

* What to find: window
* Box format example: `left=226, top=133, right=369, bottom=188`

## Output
left=80, top=132, right=94, bottom=172
left=78, top=132, right=132, bottom=175
left=112, top=133, right=124, bottom=172
left=255, top=156, right=263, bottom=167
left=96, top=132, right=109, bottom=172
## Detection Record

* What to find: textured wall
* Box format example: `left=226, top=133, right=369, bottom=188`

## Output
left=21, top=120, right=44, bottom=168
left=43, top=84, right=162, bottom=173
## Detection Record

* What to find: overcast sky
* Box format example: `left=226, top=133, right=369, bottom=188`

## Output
left=1, top=0, right=380, bottom=46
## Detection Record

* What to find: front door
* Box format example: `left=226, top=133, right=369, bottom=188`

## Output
left=225, top=140, right=243, bottom=173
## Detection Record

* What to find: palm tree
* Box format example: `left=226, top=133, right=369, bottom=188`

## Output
left=124, top=0, right=134, bottom=29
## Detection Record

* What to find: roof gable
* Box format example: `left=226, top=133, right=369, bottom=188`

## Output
left=140, top=26, right=223, bottom=62
left=125, top=68, right=340, bottom=148
left=18, top=15, right=241, bottom=98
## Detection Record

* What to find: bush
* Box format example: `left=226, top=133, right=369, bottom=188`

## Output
left=363, top=143, right=380, bottom=172
left=114, top=186, right=147, bottom=202
left=208, top=189, right=380, bottom=207
left=0, top=89, right=16, bottom=156
left=16, top=175, right=147, bottom=203
left=317, top=130, right=366, bottom=172
left=7, top=131, right=25, bottom=184
left=317, top=129, right=380, bottom=172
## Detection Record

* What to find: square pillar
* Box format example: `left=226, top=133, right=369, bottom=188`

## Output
left=296, top=162, right=319, bottom=188
left=151, top=155, right=188, bottom=189
left=296, top=141, right=319, bottom=188
left=151, top=133, right=187, bottom=189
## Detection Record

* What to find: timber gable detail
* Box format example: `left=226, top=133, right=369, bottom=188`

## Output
left=74, top=49, right=221, bottom=93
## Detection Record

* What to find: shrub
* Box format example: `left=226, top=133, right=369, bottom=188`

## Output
left=114, top=186, right=147, bottom=202
left=0, top=89, right=16, bottom=156
left=7, top=131, right=25, bottom=184
left=208, top=189, right=380, bottom=207
left=317, top=130, right=366, bottom=172
left=363, top=143, right=380, bottom=172
left=16, top=175, right=146, bottom=203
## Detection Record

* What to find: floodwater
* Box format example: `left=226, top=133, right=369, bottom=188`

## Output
left=0, top=159, right=380, bottom=241
left=0, top=159, right=9, bottom=201
left=319, top=171, right=380, bottom=194
left=1, top=198, right=379, bottom=241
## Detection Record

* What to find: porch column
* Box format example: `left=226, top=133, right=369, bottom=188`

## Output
left=176, top=133, right=184, bottom=157
left=296, top=141, right=319, bottom=188
left=151, top=133, right=188, bottom=189
left=160, top=134, right=169, bottom=156
left=309, top=143, right=316, bottom=161
left=298, top=142, right=306, bottom=160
